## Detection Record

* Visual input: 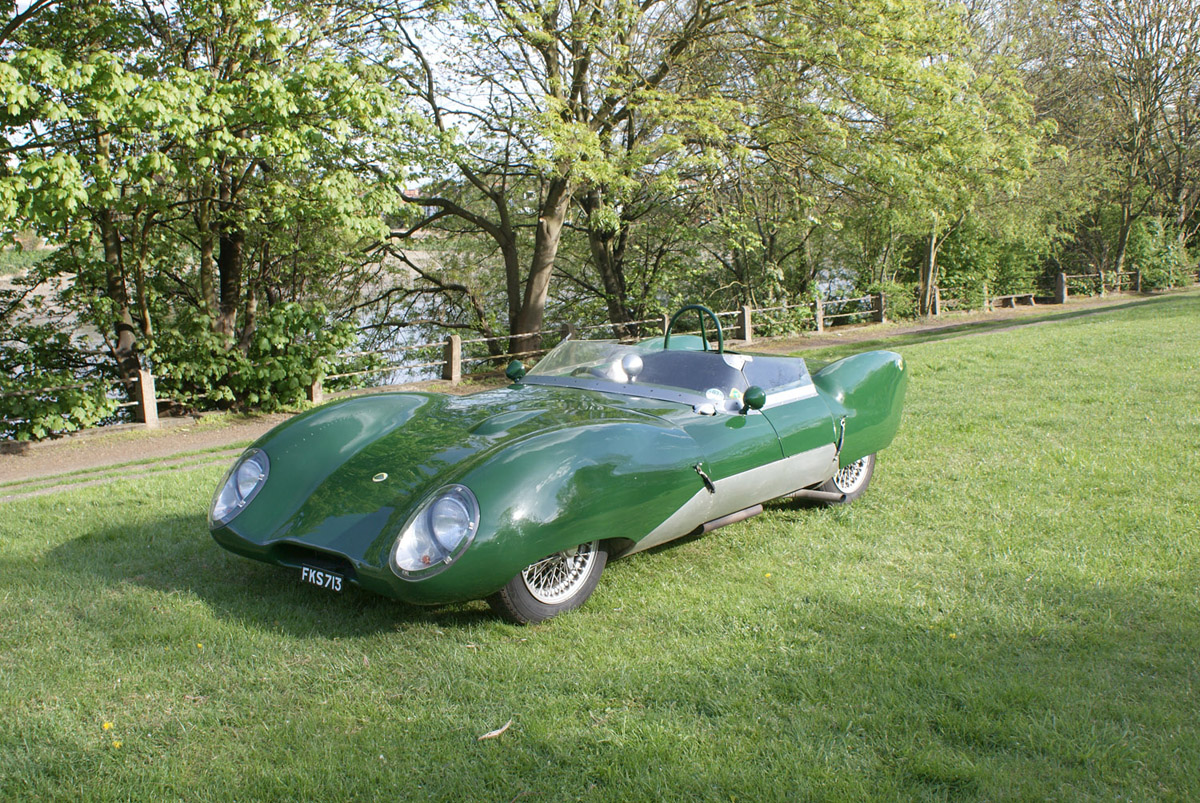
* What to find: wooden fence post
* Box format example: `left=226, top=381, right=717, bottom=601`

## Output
left=812, top=299, right=824, bottom=332
left=136, top=369, right=159, bottom=429
left=874, top=292, right=887, bottom=323
left=738, top=305, right=753, bottom=344
left=1133, top=270, right=1142, bottom=292
left=442, top=335, right=462, bottom=383
left=1055, top=272, right=1067, bottom=304
left=307, top=377, right=324, bottom=405
left=982, top=282, right=990, bottom=312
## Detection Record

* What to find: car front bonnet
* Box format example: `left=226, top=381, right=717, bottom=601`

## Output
left=211, top=387, right=688, bottom=583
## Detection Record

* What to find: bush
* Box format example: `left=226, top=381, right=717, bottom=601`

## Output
left=1127, top=218, right=1192, bottom=290
left=754, top=302, right=815, bottom=337
left=936, top=275, right=989, bottom=310
left=928, top=219, right=1042, bottom=300
left=0, top=325, right=119, bottom=441
left=0, top=299, right=378, bottom=439
left=148, top=302, right=358, bottom=411
left=867, top=280, right=918, bottom=319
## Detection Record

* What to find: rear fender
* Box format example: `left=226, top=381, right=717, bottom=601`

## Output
left=811, top=351, right=907, bottom=466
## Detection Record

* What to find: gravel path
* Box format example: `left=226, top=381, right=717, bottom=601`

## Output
left=0, top=413, right=290, bottom=485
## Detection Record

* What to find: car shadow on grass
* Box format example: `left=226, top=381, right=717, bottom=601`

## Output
left=43, top=513, right=496, bottom=637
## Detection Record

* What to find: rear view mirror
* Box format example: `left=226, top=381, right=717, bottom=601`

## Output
left=742, top=385, right=766, bottom=413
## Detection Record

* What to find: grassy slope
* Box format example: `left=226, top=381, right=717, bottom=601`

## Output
left=1, top=294, right=1197, bottom=801
left=0, top=248, right=48, bottom=276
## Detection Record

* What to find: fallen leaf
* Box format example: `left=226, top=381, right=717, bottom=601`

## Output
left=477, top=719, right=513, bottom=741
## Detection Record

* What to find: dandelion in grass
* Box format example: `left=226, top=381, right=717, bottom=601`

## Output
left=112, top=741, right=122, bottom=749
left=102, top=721, right=113, bottom=731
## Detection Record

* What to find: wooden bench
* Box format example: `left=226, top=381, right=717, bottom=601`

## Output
left=992, top=293, right=1036, bottom=308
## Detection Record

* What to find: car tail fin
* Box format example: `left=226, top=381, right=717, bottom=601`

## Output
left=812, top=351, right=907, bottom=465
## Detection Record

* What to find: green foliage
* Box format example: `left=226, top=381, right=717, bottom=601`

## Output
left=0, top=0, right=1192, bottom=432
left=0, top=324, right=118, bottom=440
left=935, top=226, right=1000, bottom=295
left=148, top=303, right=356, bottom=411
left=0, top=246, right=49, bottom=276
left=1126, top=218, right=1192, bottom=290
left=992, top=243, right=1043, bottom=296
left=323, top=348, right=391, bottom=393
left=0, top=0, right=409, bottom=431
left=906, top=219, right=1046, bottom=306
left=718, top=0, right=1050, bottom=310
left=753, top=303, right=815, bottom=337
left=0, top=379, right=118, bottom=441
left=867, top=280, right=918, bottom=319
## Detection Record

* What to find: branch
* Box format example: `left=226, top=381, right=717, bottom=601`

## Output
left=0, top=0, right=55, bottom=46
left=394, top=193, right=512, bottom=249
left=360, top=317, right=485, bottom=332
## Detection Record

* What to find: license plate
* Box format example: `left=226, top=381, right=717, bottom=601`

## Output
left=300, top=566, right=343, bottom=592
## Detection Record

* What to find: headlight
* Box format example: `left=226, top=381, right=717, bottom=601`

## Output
left=390, top=484, right=479, bottom=580
left=210, top=449, right=270, bottom=527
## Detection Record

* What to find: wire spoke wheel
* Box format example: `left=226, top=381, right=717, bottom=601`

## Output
left=489, top=540, right=608, bottom=623
left=830, top=457, right=871, bottom=495
left=521, top=541, right=600, bottom=604
left=817, top=453, right=876, bottom=503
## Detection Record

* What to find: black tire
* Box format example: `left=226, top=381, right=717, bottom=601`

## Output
left=818, top=453, right=876, bottom=503
left=487, top=541, right=608, bottom=624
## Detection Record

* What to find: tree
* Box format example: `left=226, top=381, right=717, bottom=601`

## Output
left=1030, top=0, right=1200, bottom=273
left=387, top=0, right=751, bottom=353
left=1078, top=0, right=1200, bottom=270
left=2, top=0, right=413, bottom=424
left=705, top=0, right=1046, bottom=314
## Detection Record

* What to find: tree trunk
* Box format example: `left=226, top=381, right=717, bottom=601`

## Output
left=583, top=189, right=633, bottom=336
left=99, top=206, right=141, bottom=380
left=919, top=217, right=939, bottom=317
left=1176, top=189, right=1198, bottom=247
left=196, top=183, right=217, bottom=314
left=239, top=281, right=258, bottom=351
left=239, top=241, right=267, bottom=350
left=512, top=177, right=572, bottom=356
left=133, top=253, right=153, bottom=342
left=95, top=131, right=140, bottom=380
left=497, top=220, right=522, bottom=335
left=1113, top=202, right=1133, bottom=274
left=216, top=225, right=244, bottom=339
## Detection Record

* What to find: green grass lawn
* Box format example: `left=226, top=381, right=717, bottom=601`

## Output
left=2, top=293, right=1198, bottom=801
left=0, top=247, right=49, bottom=276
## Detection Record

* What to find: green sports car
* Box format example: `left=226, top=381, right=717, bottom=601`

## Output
left=209, top=305, right=907, bottom=623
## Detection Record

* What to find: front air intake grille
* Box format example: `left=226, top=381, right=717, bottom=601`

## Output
left=272, top=543, right=358, bottom=582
